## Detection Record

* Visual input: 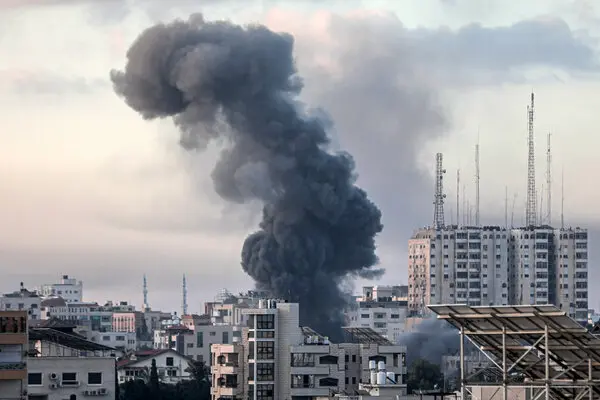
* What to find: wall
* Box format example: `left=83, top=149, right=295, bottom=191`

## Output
left=27, top=357, right=116, bottom=400
left=117, top=351, right=191, bottom=384
left=0, top=379, right=23, bottom=399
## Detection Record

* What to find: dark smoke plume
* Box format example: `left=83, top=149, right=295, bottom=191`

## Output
left=110, top=14, right=383, bottom=340
left=398, top=318, right=462, bottom=366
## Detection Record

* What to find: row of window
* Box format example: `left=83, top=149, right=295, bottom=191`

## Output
left=0, top=316, right=27, bottom=333
left=28, top=372, right=103, bottom=386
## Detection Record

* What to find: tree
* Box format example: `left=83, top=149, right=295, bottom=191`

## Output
left=406, top=358, right=444, bottom=394
left=149, top=358, right=161, bottom=399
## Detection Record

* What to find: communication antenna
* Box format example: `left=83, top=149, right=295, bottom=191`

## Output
left=511, top=193, right=518, bottom=228
left=539, top=185, right=544, bottom=224
left=525, top=92, right=537, bottom=227
left=546, top=133, right=552, bottom=226
left=456, top=169, right=460, bottom=227
left=143, top=274, right=149, bottom=311
left=561, top=167, right=565, bottom=229
left=182, top=274, right=188, bottom=316
left=462, top=184, right=466, bottom=226
left=475, top=134, right=480, bottom=226
left=433, top=153, right=447, bottom=229
left=504, top=186, right=508, bottom=228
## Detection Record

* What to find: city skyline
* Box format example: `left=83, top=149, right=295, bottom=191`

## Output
left=1, top=0, right=599, bottom=312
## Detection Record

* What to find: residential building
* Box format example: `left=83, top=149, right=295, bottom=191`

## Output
left=0, top=311, right=28, bottom=400
left=88, top=331, right=137, bottom=352
left=210, top=299, right=407, bottom=400
left=510, top=227, right=588, bottom=322
left=346, top=286, right=408, bottom=343
left=154, top=322, right=239, bottom=364
left=0, top=283, right=42, bottom=319
left=112, top=311, right=144, bottom=334
left=38, top=275, right=83, bottom=304
left=39, top=299, right=114, bottom=332
left=27, top=327, right=116, bottom=400
left=117, top=349, right=192, bottom=385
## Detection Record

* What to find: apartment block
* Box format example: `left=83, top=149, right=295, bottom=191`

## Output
left=0, top=283, right=42, bottom=319
left=0, top=311, right=28, bottom=399
left=210, top=299, right=407, bottom=400
left=408, top=225, right=589, bottom=323
left=346, top=286, right=408, bottom=342
left=38, top=275, right=83, bottom=304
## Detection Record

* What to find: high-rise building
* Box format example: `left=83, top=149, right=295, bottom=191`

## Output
left=210, top=299, right=407, bottom=400
left=408, top=226, right=589, bottom=323
left=408, top=226, right=510, bottom=314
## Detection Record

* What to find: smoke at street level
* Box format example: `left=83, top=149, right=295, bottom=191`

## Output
left=110, top=13, right=384, bottom=341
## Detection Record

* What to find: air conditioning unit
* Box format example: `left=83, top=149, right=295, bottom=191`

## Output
left=49, top=372, right=59, bottom=380
left=49, top=383, right=58, bottom=390
left=98, top=388, right=108, bottom=395
left=82, top=391, right=90, bottom=396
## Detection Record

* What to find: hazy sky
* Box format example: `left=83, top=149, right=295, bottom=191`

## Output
left=1, top=0, right=599, bottom=313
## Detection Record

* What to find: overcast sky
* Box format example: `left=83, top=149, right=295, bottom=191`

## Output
left=1, top=0, right=599, bottom=313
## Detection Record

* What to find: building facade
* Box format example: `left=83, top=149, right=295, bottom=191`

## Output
left=38, top=275, right=83, bottom=304
left=0, top=284, right=42, bottom=319
left=408, top=226, right=588, bottom=323
left=346, top=286, right=408, bottom=343
left=117, top=349, right=192, bottom=385
left=211, top=300, right=407, bottom=400
left=0, top=311, right=28, bottom=400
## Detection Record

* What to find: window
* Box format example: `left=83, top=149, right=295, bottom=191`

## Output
left=88, top=373, right=102, bottom=385
left=256, top=331, right=274, bottom=339
left=256, top=341, right=275, bottom=360
left=116, top=336, right=125, bottom=341
left=28, top=373, right=42, bottom=385
left=166, top=357, right=174, bottom=367
left=62, top=372, right=77, bottom=385
left=256, top=383, right=274, bottom=400
left=256, top=314, right=274, bottom=329
left=222, top=331, right=229, bottom=344
left=256, top=363, right=274, bottom=381
left=197, top=332, right=203, bottom=348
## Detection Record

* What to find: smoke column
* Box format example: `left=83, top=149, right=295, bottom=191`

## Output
left=398, top=318, right=462, bottom=366
left=110, top=14, right=383, bottom=340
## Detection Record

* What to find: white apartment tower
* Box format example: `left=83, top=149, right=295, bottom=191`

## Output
left=408, top=226, right=509, bottom=314
left=510, top=227, right=588, bottom=322
left=39, top=275, right=83, bottom=303
left=408, top=226, right=588, bottom=324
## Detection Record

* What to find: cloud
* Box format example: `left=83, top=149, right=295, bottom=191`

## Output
left=0, top=69, right=108, bottom=95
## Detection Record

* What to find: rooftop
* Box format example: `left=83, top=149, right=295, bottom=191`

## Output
left=342, top=327, right=393, bottom=345
left=29, top=327, right=115, bottom=353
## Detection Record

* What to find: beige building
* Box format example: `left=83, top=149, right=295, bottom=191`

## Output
left=0, top=311, right=28, bottom=399
left=211, top=300, right=407, bottom=400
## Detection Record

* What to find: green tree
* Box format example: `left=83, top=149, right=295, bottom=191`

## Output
left=407, top=358, right=444, bottom=394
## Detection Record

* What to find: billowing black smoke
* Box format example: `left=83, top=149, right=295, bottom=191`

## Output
left=398, top=318, right=462, bottom=366
left=110, top=14, right=383, bottom=341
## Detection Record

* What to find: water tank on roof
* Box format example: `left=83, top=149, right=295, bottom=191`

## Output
left=377, top=371, right=386, bottom=385
left=378, top=361, right=386, bottom=371
left=369, top=360, right=377, bottom=370
left=370, top=371, right=378, bottom=385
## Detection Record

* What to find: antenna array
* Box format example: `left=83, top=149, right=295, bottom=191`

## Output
left=475, top=138, right=480, bottom=226
left=525, top=92, right=537, bottom=227
left=433, top=153, right=447, bottom=229
left=546, top=133, right=552, bottom=225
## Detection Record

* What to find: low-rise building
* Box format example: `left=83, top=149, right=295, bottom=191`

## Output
left=27, top=327, right=117, bottom=400
left=0, top=283, right=42, bottom=319
left=0, top=311, right=28, bottom=399
left=38, top=275, right=83, bottom=304
left=117, top=349, right=192, bottom=385
left=211, top=299, right=407, bottom=400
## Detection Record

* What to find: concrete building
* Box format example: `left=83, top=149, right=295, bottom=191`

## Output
left=510, top=227, right=588, bottom=323
left=0, top=311, right=28, bottom=399
left=112, top=311, right=144, bottom=334
left=117, top=349, right=192, bottom=385
left=407, top=226, right=588, bottom=322
left=210, top=299, right=407, bottom=400
left=88, top=331, right=137, bottom=352
left=38, top=275, right=83, bottom=304
left=346, top=286, right=408, bottom=343
left=154, top=322, right=239, bottom=364
left=27, top=327, right=116, bottom=400
left=0, top=283, right=42, bottom=319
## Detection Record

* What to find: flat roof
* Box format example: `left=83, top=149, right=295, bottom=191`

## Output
left=29, top=328, right=116, bottom=353
left=429, top=304, right=600, bottom=397
left=342, top=327, right=393, bottom=345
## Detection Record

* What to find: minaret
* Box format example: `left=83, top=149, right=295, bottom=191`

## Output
left=182, top=274, right=188, bottom=316
left=143, top=274, right=149, bottom=311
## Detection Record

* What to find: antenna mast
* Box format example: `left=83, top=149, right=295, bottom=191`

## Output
left=526, top=92, right=537, bottom=227
left=475, top=138, right=480, bottom=226
left=143, top=274, right=148, bottom=311
left=546, top=133, right=552, bottom=226
left=504, top=186, right=508, bottom=227
left=182, top=274, right=188, bottom=316
left=561, top=167, right=565, bottom=229
left=433, top=153, right=447, bottom=229
left=456, top=169, right=460, bottom=227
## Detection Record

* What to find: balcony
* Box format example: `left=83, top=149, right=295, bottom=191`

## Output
left=290, top=365, right=330, bottom=375
left=211, top=362, right=239, bottom=375
left=0, top=334, right=26, bottom=346
left=0, top=362, right=26, bottom=380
